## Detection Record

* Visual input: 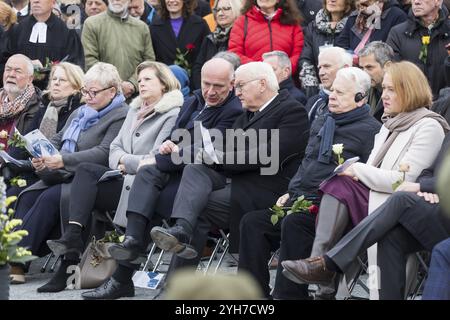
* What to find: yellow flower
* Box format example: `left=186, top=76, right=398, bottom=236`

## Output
left=0, top=130, right=8, bottom=139
left=16, top=179, right=27, bottom=187
left=422, top=36, right=430, bottom=45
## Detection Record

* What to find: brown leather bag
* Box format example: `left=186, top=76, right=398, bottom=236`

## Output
left=79, top=237, right=118, bottom=289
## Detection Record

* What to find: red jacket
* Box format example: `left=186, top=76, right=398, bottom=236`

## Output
left=228, top=6, right=304, bottom=73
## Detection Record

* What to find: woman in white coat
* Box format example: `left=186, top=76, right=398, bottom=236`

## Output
left=40, top=61, right=184, bottom=292
left=282, top=61, right=450, bottom=299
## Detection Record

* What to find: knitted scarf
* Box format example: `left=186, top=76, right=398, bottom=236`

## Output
left=0, top=85, right=35, bottom=122
left=39, top=97, right=69, bottom=139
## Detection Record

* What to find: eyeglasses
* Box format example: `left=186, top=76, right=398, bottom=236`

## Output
left=80, top=86, right=113, bottom=98
left=213, top=6, right=232, bottom=14
left=234, top=79, right=261, bottom=92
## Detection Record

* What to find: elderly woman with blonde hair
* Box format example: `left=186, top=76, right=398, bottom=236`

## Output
left=282, top=61, right=450, bottom=299
left=9, top=62, right=128, bottom=285
left=42, top=61, right=183, bottom=293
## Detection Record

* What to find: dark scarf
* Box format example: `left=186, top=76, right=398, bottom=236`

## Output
left=315, top=8, right=348, bottom=35
left=211, top=25, right=232, bottom=45
left=318, top=104, right=371, bottom=164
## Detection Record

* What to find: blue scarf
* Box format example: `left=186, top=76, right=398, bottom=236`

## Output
left=317, top=104, right=370, bottom=164
left=61, top=94, right=125, bottom=153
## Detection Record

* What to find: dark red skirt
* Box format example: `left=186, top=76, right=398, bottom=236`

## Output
left=319, top=175, right=370, bottom=227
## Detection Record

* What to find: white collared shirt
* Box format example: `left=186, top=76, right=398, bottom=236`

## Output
left=13, top=4, right=29, bottom=17
left=258, top=93, right=278, bottom=113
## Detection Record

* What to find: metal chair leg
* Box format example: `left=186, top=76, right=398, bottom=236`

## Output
left=40, top=253, right=54, bottom=273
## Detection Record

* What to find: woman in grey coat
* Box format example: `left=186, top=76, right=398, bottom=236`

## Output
left=9, top=62, right=128, bottom=285
left=41, top=61, right=183, bottom=292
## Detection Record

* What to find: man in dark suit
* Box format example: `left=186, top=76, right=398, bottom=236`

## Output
left=282, top=134, right=450, bottom=300
left=262, top=50, right=307, bottom=106
left=80, top=58, right=243, bottom=300
left=150, top=61, right=310, bottom=273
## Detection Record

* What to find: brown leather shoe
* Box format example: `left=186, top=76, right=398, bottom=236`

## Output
left=281, top=256, right=335, bottom=286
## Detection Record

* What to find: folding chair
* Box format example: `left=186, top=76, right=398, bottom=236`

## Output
left=201, top=229, right=239, bottom=274
left=139, top=219, right=171, bottom=273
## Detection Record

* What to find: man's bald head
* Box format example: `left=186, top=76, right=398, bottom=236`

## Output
left=201, top=58, right=235, bottom=107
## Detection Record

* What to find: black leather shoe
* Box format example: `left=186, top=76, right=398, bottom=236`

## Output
left=108, top=236, right=143, bottom=261
left=47, top=230, right=84, bottom=257
left=150, top=225, right=198, bottom=259
left=81, top=278, right=134, bottom=300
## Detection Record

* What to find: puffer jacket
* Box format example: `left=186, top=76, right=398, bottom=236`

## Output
left=228, top=6, right=304, bottom=72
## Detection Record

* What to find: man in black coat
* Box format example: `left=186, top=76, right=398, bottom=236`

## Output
left=80, top=58, right=243, bottom=300
left=238, top=67, right=381, bottom=299
left=282, top=134, right=450, bottom=300
left=387, top=1, right=450, bottom=98
left=358, top=41, right=394, bottom=122
left=263, top=50, right=307, bottom=106
left=150, top=62, right=310, bottom=275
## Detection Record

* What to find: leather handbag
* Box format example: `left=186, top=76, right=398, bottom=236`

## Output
left=79, top=237, right=118, bottom=289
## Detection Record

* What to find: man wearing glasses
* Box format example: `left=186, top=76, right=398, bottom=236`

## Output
left=150, top=61, right=310, bottom=279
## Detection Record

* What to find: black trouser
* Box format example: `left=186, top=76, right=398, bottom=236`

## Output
left=327, top=191, right=449, bottom=299
left=238, top=209, right=316, bottom=299
left=68, top=163, right=123, bottom=227
left=14, top=184, right=62, bottom=255
left=125, top=164, right=170, bottom=221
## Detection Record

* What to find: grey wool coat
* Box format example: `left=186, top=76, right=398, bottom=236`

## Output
left=111, top=90, right=182, bottom=227
left=17, top=102, right=129, bottom=227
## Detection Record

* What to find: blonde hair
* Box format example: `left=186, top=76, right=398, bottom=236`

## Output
left=213, top=0, right=242, bottom=20
left=0, top=2, right=17, bottom=31
left=136, top=61, right=181, bottom=93
left=46, top=62, right=84, bottom=98
left=385, top=61, right=433, bottom=112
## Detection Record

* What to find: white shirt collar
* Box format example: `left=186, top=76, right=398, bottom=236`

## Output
left=13, top=4, right=29, bottom=16
left=258, top=93, right=278, bottom=113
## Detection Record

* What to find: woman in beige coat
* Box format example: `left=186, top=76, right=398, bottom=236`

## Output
left=282, top=61, right=450, bottom=299
left=41, top=61, right=183, bottom=293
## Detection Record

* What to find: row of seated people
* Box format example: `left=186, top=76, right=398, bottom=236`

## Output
left=5, top=46, right=450, bottom=299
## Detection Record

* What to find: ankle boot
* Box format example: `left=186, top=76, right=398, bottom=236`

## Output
left=47, top=224, right=84, bottom=257
left=37, top=259, right=80, bottom=293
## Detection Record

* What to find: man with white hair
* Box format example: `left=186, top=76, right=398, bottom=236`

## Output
left=82, top=0, right=155, bottom=98
left=263, top=50, right=307, bottom=105
left=387, top=0, right=450, bottom=97
left=238, top=67, right=380, bottom=299
left=307, top=46, right=352, bottom=123
left=150, top=62, right=310, bottom=277
left=0, top=54, right=44, bottom=150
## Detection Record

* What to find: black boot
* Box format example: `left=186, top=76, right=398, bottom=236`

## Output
left=47, top=224, right=84, bottom=257
left=37, top=259, right=79, bottom=293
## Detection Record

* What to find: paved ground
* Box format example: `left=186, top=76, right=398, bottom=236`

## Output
left=10, top=251, right=371, bottom=300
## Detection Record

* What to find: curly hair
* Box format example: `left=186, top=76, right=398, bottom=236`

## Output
left=240, top=0, right=303, bottom=25
left=158, top=0, right=198, bottom=20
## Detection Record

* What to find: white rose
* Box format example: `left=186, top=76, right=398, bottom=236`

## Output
left=0, top=130, right=8, bottom=139
left=332, top=144, right=344, bottom=155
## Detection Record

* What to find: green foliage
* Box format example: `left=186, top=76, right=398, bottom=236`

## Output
left=269, top=195, right=314, bottom=226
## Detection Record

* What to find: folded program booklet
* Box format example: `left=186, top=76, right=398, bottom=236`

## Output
left=97, top=170, right=123, bottom=183
left=20, top=129, right=59, bottom=158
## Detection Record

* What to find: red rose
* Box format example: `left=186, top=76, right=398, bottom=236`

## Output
left=186, top=43, right=195, bottom=50
left=308, top=205, right=319, bottom=215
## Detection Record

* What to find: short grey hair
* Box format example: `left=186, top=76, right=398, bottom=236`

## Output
left=84, top=62, right=123, bottom=94
left=235, top=62, right=279, bottom=92
left=262, top=50, right=292, bottom=72
left=213, top=51, right=241, bottom=70
left=336, top=67, right=371, bottom=95
left=358, top=41, right=394, bottom=67
left=8, top=54, right=34, bottom=76
left=318, top=46, right=352, bottom=68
